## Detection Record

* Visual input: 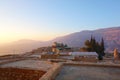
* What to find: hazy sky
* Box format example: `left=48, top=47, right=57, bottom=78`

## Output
left=0, top=0, right=120, bottom=44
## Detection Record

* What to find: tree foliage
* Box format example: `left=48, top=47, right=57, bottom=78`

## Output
left=81, top=36, right=105, bottom=60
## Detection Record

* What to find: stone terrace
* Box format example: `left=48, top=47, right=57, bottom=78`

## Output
left=0, top=59, right=54, bottom=80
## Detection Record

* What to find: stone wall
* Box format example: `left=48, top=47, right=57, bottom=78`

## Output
left=74, top=56, right=97, bottom=62
left=41, top=54, right=58, bottom=59
left=39, top=63, right=63, bottom=80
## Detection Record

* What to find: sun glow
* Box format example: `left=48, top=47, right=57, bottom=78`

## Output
left=0, top=25, right=65, bottom=44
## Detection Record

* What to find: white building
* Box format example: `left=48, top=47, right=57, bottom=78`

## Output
left=69, top=52, right=98, bottom=62
left=69, top=52, right=98, bottom=57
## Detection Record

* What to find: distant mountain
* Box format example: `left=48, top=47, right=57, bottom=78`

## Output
left=0, top=39, right=43, bottom=53
left=0, top=27, right=120, bottom=53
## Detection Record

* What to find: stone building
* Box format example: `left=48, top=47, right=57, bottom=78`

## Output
left=52, top=42, right=71, bottom=54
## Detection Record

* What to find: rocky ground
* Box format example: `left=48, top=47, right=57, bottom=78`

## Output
left=0, top=67, right=46, bottom=80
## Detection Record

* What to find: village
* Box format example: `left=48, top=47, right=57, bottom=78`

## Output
left=0, top=0, right=120, bottom=80
left=0, top=41, right=120, bottom=80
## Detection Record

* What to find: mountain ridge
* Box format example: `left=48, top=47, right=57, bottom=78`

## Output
left=0, top=27, right=120, bottom=53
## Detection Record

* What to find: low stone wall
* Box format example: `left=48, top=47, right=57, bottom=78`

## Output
left=0, top=58, right=26, bottom=65
left=64, top=62, right=120, bottom=68
left=48, top=59, right=66, bottom=63
left=73, top=56, right=97, bottom=62
left=39, top=63, right=63, bottom=80
left=41, top=54, right=59, bottom=59
left=0, top=67, right=46, bottom=80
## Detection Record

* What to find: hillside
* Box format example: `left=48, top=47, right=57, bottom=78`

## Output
left=51, top=27, right=120, bottom=52
left=0, top=27, right=120, bottom=53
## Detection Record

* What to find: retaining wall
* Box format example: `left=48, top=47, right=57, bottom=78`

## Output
left=39, top=63, right=63, bottom=80
left=64, top=62, right=120, bottom=68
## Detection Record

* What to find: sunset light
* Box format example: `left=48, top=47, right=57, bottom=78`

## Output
left=0, top=0, right=120, bottom=44
left=0, top=1, right=120, bottom=80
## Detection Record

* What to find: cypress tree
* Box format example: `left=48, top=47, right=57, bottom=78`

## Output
left=90, top=36, right=93, bottom=51
left=85, top=40, right=91, bottom=51
left=92, top=37, right=96, bottom=52
left=100, top=37, right=105, bottom=56
left=81, top=36, right=105, bottom=60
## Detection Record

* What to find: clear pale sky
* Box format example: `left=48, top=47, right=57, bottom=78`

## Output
left=0, top=0, right=120, bottom=44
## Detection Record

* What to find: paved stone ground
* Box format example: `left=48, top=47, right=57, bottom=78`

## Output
left=55, top=65, right=120, bottom=80
left=0, top=60, right=53, bottom=71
